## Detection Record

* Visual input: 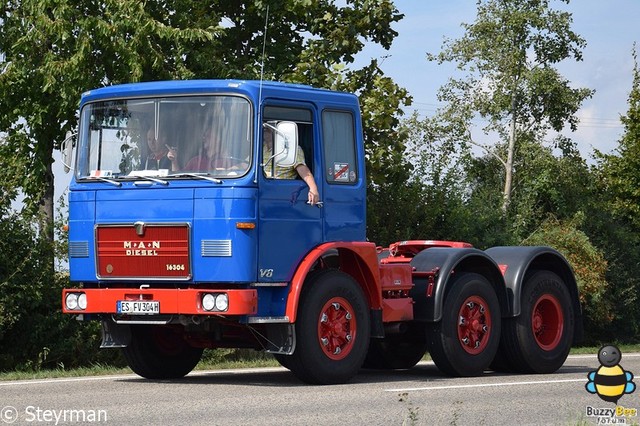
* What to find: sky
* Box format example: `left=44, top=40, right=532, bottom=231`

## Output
left=353, top=0, right=639, bottom=159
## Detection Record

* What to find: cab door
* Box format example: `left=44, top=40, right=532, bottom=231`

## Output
left=257, top=104, right=323, bottom=282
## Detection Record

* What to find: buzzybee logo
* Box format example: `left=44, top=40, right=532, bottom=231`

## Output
left=585, top=345, right=636, bottom=403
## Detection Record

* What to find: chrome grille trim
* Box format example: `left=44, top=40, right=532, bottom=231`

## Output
left=69, top=241, right=89, bottom=258
left=201, top=240, right=232, bottom=257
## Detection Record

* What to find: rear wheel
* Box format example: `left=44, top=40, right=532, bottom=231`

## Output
left=362, top=323, right=427, bottom=370
left=428, top=273, right=501, bottom=376
left=497, top=270, right=574, bottom=373
left=123, top=325, right=203, bottom=379
left=288, top=269, right=370, bottom=384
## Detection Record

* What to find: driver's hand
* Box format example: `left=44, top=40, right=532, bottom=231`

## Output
left=166, top=145, right=178, bottom=162
left=308, top=191, right=320, bottom=205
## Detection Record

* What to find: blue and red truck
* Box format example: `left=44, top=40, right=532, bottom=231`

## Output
left=61, top=79, right=582, bottom=384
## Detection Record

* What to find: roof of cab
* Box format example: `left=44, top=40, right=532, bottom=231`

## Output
left=79, top=79, right=359, bottom=107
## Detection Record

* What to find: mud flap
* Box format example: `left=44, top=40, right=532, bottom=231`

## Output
left=263, top=323, right=296, bottom=355
left=100, top=320, right=131, bottom=348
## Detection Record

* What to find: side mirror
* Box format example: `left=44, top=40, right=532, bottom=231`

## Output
left=273, top=121, right=298, bottom=167
left=61, top=131, right=76, bottom=173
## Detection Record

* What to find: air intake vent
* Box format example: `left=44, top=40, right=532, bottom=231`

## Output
left=69, top=241, right=89, bottom=258
left=201, top=240, right=232, bottom=257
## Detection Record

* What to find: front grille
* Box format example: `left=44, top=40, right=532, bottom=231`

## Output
left=96, top=223, right=191, bottom=279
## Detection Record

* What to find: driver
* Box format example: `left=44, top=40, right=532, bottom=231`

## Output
left=263, top=125, right=319, bottom=205
left=145, top=128, right=179, bottom=171
left=184, top=128, right=230, bottom=171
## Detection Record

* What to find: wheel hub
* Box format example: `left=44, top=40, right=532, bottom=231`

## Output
left=531, top=294, right=563, bottom=351
left=457, top=295, right=492, bottom=355
left=318, top=297, right=357, bottom=360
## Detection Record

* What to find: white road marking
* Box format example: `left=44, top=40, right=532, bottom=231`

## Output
left=385, top=353, right=640, bottom=393
left=0, top=374, right=134, bottom=387
left=385, top=378, right=586, bottom=393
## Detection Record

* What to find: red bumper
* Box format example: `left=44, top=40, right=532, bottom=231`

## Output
left=62, top=288, right=258, bottom=316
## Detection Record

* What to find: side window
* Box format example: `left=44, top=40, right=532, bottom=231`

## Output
left=262, top=106, right=313, bottom=180
left=322, top=110, right=357, bottom=184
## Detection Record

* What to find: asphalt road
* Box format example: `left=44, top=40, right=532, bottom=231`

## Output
left=1, top=353, right=639, bottom=425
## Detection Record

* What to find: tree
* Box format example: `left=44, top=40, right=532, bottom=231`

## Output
left=389, top=112, right=481, bottom=245
left=595, top=45, right=640, bottom=228
left=588, top=45, right=640, bottom=341
left=427, top=0, right=593, bottom=213
left=461, top=134, right=594, bottom=245
left=0, top=0, right=408, bottom=242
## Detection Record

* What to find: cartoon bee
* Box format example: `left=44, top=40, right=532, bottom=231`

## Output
left=586, top=345, right=636, bottom=403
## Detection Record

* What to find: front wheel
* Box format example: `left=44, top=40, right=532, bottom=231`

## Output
left=123, top=325, right=203, bottom=379
left=288, top=270, right=370, bottom=384
left=497, top=270, right=574, bottom=373
left=428, top=273, right=501, bottom=376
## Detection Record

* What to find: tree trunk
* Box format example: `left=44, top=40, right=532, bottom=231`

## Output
left=502, top=100, right=517, bottom=214
left=38, top=157, right=55, bottom=273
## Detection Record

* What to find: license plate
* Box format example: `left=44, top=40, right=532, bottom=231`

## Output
left=116, top=300, right=160, bottom=315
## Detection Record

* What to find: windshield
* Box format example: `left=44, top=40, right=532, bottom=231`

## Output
left=75, top=95, right=252, bottom=180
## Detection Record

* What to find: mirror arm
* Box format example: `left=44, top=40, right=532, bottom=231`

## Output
left=61, top=131, right=78, bottom=173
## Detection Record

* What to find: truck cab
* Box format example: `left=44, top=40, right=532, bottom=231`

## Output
left=66, top=80, right=365, bottom=318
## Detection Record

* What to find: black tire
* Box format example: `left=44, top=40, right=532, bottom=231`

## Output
left=288, top=269, right=370, bottom=384
left=498, top=270, right=574, bottom=374
left=123, top=325, right=203, bottom=379
left=362, top=323, right=427, bottom=370
left=273, top=353, right=293, bottom=370
left=427, top=273, right=501, bottom=376
left=489, top=344, right=515, bottom=372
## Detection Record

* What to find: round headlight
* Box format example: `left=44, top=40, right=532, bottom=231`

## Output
left=215, top=293, right=229, bottom=311
left=65, top=293, right=78, bottom=310
left=77, top=293, right=87, bottom=310
left=202, top=293, right=216, bottom=311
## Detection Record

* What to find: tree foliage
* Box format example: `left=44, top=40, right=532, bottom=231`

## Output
left=427, top=0, right=593, bottom=212
left=587, top=45, right=640, bottom=342
left=595, top=45, right=640, bottom=228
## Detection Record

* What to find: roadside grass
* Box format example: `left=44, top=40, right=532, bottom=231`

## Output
left=568, top=343, right=640, bottom=355
left=2, top=344, right=639, bottom=382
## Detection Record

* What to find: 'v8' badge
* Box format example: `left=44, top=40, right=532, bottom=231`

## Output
left=260, top=269, right=274, bottom=278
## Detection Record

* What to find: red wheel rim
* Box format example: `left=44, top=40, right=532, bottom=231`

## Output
left=457, top=296, right=492, bottom=355
left=317, top=297, right=357, bottom=360
left=531, top=294, right=564, bottom=351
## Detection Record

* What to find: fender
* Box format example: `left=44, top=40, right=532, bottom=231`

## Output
left=284, top=241, right=383, bottom=323
left=409, top=247, right=508, bottom=322
left=485, top=246, right=582, bottom=322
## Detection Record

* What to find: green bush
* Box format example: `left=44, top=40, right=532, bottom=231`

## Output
left=522, top=213, right=612, bottom=343
left=0, top=212, right=123, bottom=371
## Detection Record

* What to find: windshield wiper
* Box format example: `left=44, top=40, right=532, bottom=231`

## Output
left=131, top=175, right=169, bottom=186
left=87, top=176, right=122, bottom=187
left=171, top=172, right=222, bottom=184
